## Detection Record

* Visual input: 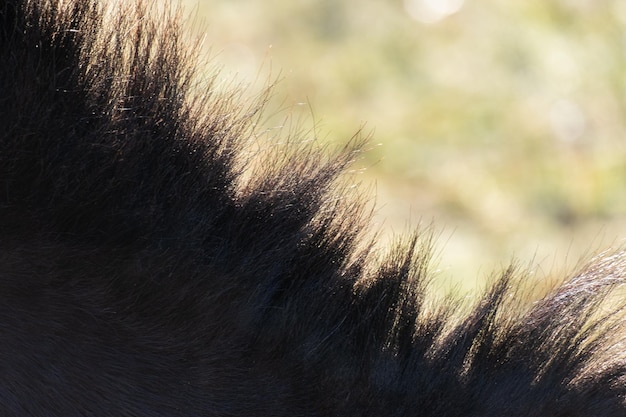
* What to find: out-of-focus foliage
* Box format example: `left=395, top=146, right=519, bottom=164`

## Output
left=183, top=0, right=626, bottom=288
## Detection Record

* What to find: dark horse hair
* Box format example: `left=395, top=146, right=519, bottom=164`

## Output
left=1, top=0, right=625, bottom=415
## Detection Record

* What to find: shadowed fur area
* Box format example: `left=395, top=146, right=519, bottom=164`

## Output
left=1, top=0, right=625, bottom=415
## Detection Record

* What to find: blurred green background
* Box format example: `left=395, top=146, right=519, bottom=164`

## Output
left=182, top=0, right=626, bottom=289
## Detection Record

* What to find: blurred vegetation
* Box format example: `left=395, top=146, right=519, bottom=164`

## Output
left=182, top=0, right=626, bottom=289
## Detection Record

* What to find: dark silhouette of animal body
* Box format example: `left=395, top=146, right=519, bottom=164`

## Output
left=1, top=0, right=625, bottom=415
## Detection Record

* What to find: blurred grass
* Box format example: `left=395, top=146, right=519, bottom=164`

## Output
left=181, top=0, right=626, bottom=289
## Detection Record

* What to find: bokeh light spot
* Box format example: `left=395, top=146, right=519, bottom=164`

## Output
left=404, top=0, right=465, bottom=24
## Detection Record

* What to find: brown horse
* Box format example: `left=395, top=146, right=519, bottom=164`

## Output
left=0, top=0, right=624, bottom=415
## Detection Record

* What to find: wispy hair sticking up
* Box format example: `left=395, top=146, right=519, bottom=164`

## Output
left=0, top=0, right=625, bottom=415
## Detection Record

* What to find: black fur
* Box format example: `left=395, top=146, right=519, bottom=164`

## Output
left=1, top=0, right=625, bottom=415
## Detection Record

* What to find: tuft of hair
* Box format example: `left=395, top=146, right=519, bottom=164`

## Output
left=1, top=0, right=625, bottom=415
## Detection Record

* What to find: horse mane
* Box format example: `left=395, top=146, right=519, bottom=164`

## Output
left=1, top=0, right=625, bottom=415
